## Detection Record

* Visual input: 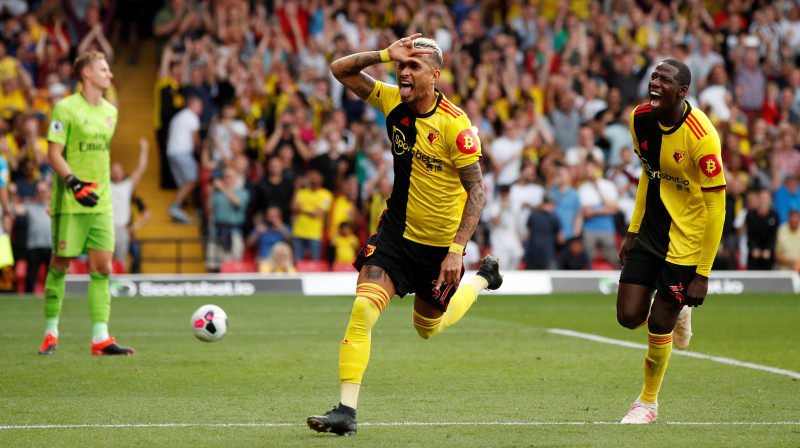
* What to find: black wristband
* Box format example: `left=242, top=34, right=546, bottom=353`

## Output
left=65, top=174, right=79, bottom=188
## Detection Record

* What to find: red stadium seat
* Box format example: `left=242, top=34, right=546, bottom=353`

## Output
left=219, top=260, right=257, bottom=273
left=331, top=262, right=356, bottom=272
left=295, top=260, right=330, bottom=272
left=69, top=260, right=89, bottom=274
left=111, top=260, right=126, bottom=274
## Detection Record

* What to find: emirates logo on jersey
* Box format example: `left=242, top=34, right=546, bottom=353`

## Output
left=673, top=149, right=685, bottom=163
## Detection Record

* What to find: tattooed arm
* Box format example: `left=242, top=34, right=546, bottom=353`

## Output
left=437, top=161, right=486, bottom=289
left=330, top=33, right=433, bottom=101
left=330, top=51, right=381, bottom=101
left=454, top=161, right=486, bottom=247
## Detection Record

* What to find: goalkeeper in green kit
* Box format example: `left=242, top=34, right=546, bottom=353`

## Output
left=38, top=51, right=134, bottom=356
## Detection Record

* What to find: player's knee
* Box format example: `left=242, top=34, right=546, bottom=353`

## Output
left=351, top=295, right=381, bottom=328
left=49, top=257, right=70, bottom=272
left=617, top=307, right=647, bottom=330
left=89, top=260, right=112, bottom=276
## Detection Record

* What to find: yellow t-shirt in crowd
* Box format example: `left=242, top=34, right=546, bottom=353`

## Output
left=292, top=187, right=333, bottom=240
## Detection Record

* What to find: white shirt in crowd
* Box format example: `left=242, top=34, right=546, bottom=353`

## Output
left=167, top=108, right=200, bottom=156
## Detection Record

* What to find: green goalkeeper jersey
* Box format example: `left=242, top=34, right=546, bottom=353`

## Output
left=47, top=92, right=117, bottom=215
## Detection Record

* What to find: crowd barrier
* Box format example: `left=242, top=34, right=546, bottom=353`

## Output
left=60, top=270, right=800, bottom=297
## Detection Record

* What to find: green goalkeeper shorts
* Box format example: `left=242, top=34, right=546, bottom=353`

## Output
left=51, top=213, right=115, bottom=257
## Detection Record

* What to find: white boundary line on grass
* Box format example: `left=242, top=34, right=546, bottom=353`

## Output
left=2, top=422, right=800, bottom=430
left=547, top=328, right=800, bottom=379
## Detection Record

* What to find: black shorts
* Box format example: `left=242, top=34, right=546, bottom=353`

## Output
left=353, top=221, right=464, bottom=312
left=619, top=240, right=697, bottom=308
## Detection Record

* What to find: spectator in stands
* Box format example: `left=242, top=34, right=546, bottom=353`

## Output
left=687, top=32, right=725, bottom=92
left=259, top=241, right=296, bottom=274
left=291, top=169, right=331, bottom=261
left=166, top=95, right=202, bottom=224
left=110, top=138, right=148, bottom=272
left=525, top=194, right=562, bottom=270
left=775, top=209, right=800, bottom=271
left=490, top=118, right=525, bottom=187
left=578, top=156, right=620, bottom=269
left=253, top=156, right=294, bottom=224
left=735, top=46, right=767, bottom=120
left=558, top=237, right=591, bottom=271
left=565, top=125, right=605, bottom=167
left=311, top=124, right=354, bottom=194
left=698, top=64, right=733, bottom=124
left=548, top=163, right=583, bottom=241
left=14, top=180, right=50, bottom=293
left=606, top=147, right=640, bottom=227
left=155, top=47, right=185, bottom=189
left=153, top=0, right=189, bottom=58
left=263, top=111, right=314, bottom=175
left=327, top=174, right=360, bottom=251
left=332, top=221, right=360, bottom=266
left=488, top=184, right=524, bottom=271
left=774, top=173, right=800, bottom=224
left=509, top=162, right=544, bottom=228
left=207, top=103, right=247, bottom=171
left=549, top=90, right=581, bottom=152
left=13, top=158, right=37, bottom=201
left=208, top=167, right=250, bottom=266
left=247, top=205, right=292, bottom=266
left=746, top=189, right=780, bottom=270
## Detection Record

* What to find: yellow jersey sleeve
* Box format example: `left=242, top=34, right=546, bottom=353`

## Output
left=365, top=81, right=402, bottom=117
left=444, top=114, right=482, bottom=169
left=691, top=124, right=726, bottom=191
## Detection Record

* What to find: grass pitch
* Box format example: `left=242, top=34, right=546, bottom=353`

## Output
left=1, top=292, right=798, bottom=447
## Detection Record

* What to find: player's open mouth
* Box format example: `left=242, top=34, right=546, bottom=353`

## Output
left=400, top=81, right=413, bottom=97
left=649, top=91, right=662, bottom=108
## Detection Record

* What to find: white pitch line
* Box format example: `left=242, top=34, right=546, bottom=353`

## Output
left=548, top=328, right=800, bottom=379
left=2, top=422, right=800, bottom=430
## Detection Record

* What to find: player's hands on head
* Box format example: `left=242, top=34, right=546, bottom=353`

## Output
left=684, top=274, right=708, bottom=307
left=65, top=174, right=99, bottom=207
left=436, top=251, right=462, bottom=291
left=386, top=33, right=433, bottom=65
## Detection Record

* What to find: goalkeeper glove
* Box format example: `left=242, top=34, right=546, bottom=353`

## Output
left=65, top=174, right=99, bottom=207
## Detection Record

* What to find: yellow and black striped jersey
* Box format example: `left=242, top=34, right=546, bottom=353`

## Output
left=629, top=102, right=726, bottom=269
left=366, top=81, right=481, bottom=246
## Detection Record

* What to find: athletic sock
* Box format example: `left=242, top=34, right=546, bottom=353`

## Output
left=88, top=273, right=111, bottom=343
left=412, top=284, right=478, bottom=339
left=640, top=331, right=673, bottom=404
left=339, top=283, right=390, bottom=406
left=469, top=275, right=489, bottom=292
left=92, top=323, right=109, bottom=344
left=412, top=309, right=444, bottom=339
left=44, top=267, right=66, bottom=327
left=45, top=318, right=59, bottom=338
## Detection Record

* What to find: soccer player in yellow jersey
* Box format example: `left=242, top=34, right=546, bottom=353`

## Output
left=617, top=59, right=725, bottom=423
left=307, top=34, right=503, bottom=436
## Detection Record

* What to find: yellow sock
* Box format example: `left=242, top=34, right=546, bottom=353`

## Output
left=339, top=284, right=390, bottom=390
left=412, top=285, right=478, bottom=339
left=640, top=332, right=673, bottom=404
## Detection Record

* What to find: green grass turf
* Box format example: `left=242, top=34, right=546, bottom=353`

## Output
left=1, top=292, right=798, bottom=447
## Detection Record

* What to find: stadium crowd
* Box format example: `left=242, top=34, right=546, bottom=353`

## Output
left=1, top=0, right=799, bottom=284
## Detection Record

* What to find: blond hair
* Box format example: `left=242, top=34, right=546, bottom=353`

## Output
left=73, top=51, right=106, bottom=82
left=412, top=37, right=443, bottom=70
